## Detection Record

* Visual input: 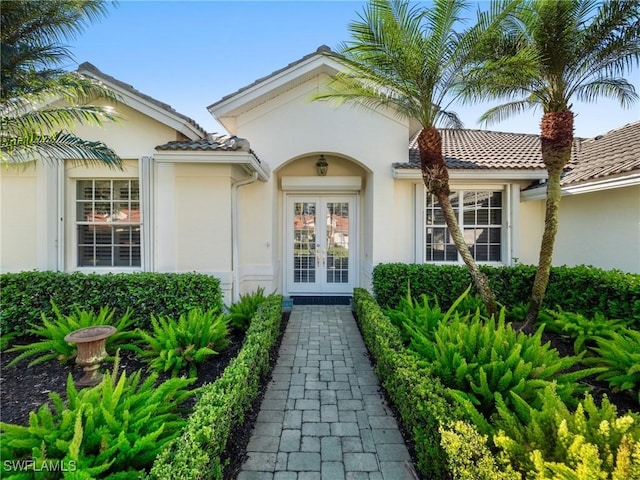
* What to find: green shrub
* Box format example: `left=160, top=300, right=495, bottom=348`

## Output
left=493, top=386, right=640, bottom=478
left=372, top=263, right=640, bottom=326
left=0, top=271, right=224, bottom=335
left=439, top=421, right=520, bottom=480
left=139, top=309, right=229, bottom=378
left=583, top=328, right=640, bottom=404
left=353, top=288, right=462, bottom=479
left=0, top=360, right=195, bottom=479
left=150, top=295, right=283, bottom=479
left=400, top=302, right=599, bottom=422
left=226, top=287, right=268, bottom=331
left=0, top=330, right=17, bottom=352
left=7, top=303, right=138, bottom=367
left=542, top=308, right=629, bottom=354
left=384, top=288, right=448, bottom=345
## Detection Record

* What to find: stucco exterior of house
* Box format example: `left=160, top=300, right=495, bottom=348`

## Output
left=2, top=47, right=638, bottom=303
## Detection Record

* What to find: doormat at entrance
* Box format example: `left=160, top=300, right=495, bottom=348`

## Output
left=291, top=296, right=352, bottom=305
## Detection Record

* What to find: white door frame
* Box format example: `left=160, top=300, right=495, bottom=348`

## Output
left=284, top=193, right=358, bottom=295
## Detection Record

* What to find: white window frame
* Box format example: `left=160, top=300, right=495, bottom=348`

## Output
left=76, top=178, right=142, bottom=268
left=63, top=159, right=152, bottom=273
left=414, top=183, right=516, bottom=266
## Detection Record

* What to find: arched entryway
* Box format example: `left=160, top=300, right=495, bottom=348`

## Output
left=277, top=153, right=368, bottom=297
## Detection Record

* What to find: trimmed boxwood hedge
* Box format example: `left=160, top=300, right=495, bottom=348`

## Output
left=352, top=288, right=513, bottom=479
left=0, top=271, right=224, bottom=334
left=372, top=263, right=640, bottom=325
left=150, top=294, right=283, bottom=480
left=353, top=287, right=457, bottom=478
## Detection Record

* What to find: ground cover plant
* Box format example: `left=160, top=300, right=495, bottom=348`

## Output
left=138, top=308, right=230, bottom=377
left=583, top=328, right=640, bottom=405
left=394, top=289, right=601, bottom=422
left=226, top=287, right=268, bottom=332
left=541, top=308, right=630, bottom=354
left=1, top=359, right=196, bottom=479
left=6, top=303, right=138, bottom=367
left=493, top=386, right=640, bottom=479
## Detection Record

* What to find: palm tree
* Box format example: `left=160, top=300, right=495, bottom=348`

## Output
left=317, top=0, right=520, bottom=315
left=1, top=0, right=122, bottom=167
left=466, top=0, right=640, bottom=325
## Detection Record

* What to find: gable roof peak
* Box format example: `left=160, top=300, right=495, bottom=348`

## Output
left=76, top=61, right=207, bottom=140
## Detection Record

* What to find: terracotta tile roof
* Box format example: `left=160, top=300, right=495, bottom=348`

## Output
left=77, top=62, right=207, bottom=137
left=395, top=128, right=582, bottom=170
left=560, top=121, right=640, bottom=186
left=156, top=134, right=251, bottom=152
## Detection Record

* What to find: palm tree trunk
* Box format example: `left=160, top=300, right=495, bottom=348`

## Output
left=417, top=127, right=498, bottom=316
left=525, top=110, right=574, bottom=326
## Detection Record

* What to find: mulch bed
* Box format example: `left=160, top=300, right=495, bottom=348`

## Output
left=0, top=312, right=290, bottom=479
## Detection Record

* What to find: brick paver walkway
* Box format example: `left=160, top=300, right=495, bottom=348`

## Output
left=237, top=304, right=418, bottom=480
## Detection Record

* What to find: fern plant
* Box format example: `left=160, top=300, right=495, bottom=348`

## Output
left=7, top=303, right=138, bottom=367
left=0, top=358, right=195, bottom=479
left=226, top=287, right=267, bottom=331
left=385, top=284, right=473, bottom=344
left=543, top=308, right=629, bottom=354
left=583, top=328, right=640, bottom=404
left=408, top=309, right=601, bottom=420
left=493, top=386, right=640, bottom=478
left=139, top=308, right=229, bottom=377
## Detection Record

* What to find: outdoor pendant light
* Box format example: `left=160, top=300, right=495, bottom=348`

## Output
left=316, top=154, right=328, bottom=176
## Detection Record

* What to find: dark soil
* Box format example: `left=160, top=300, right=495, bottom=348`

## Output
left=518, top=321, right=638, bottom=415
left=0, top=329, right=246, bottom=426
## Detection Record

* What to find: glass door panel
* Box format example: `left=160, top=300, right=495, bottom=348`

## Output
left=287, top=196, right=355, bottom=294
left=325, top=202, right=349, bottom=284
left=293, top=202, right=317, bottom=284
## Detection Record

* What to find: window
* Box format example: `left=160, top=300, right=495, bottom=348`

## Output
left=76, top=179, right=141, bottom=267
left=425, top=190, right=502, bottom=263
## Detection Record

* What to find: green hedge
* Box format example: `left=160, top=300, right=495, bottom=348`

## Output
left=149, top=294, right=283, bottom=480
left=353, top=288, right=459, bottom=478
left=372, top=264, right=640, bottom=325
left=0, top=271, right=224, bottom=334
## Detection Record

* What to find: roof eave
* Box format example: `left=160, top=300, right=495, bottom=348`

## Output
left=153, top=150, right=270, bottom=181
left=79, top=65, right=206, bottom=141
left=393, top=168, right=548, bottom=181
left=521, top=171, right=640, bottom=201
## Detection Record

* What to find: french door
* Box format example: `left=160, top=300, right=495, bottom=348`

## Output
left=286, top=195, right=356, bottom=294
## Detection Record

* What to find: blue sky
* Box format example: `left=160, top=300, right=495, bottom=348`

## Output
left=66, top=0, right=639, bottom=138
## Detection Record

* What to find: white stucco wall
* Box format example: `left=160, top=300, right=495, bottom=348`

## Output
left=73, top=101, right=179, bottom=159
left=553, top=185, right=640, bottom=273
left=1, top=102, right=188, bottom=274
left=1, top=166, right=40, bottom=271
left=174, top=164, right=232, bottom=272
left=517, top=194, right=545, bottom=265
left=226, top=73, right=411, bottom=292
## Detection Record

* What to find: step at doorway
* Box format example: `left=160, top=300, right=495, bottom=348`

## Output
left=290, top=296, right=352, bottom=305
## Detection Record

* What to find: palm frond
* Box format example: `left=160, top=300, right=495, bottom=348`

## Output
left=2, top=105, right=120, bottom=135
left=573, top=77, right=639, bottom=107
left=1, top=131, right=121, bottom=167
left=479, top=97, right=540, bottom=126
